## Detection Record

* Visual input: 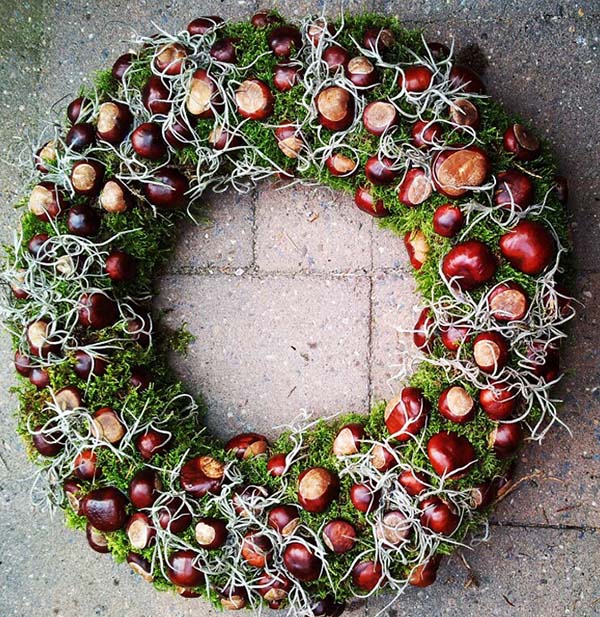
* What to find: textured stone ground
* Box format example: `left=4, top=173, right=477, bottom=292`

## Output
left=0, top=1, right=599, bottom=615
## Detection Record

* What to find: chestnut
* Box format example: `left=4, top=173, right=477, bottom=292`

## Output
left=411, top=119, right=442, bottom=149
left=135, top=428, right=171, bottom=460
left=141, top=76, right=171, bottom=115
left=268, top=25, right=302, bottom=58
left=449, top=98, right=480, bottom=128
left=441, top=240, right=496, bottom=290
left=66, top=204, right=101, bottom=237
left=323, top=45, right=349, bottom=71
left=362, top=101, right=398, bottom=136
left=349, top=483, right=380, bottom=513
left=433, top=203, right=464, bottom=237
left=78, top=292, right=119, bottom=329
left=473, top=331, right=509, bottom=373
left=28, top=233, right=49, bottom=259
left=10, top=270, right=29, bottom=300
left=449, top=64, right=485, bottom=94
left=28, top=182, right=64, bottom=221
left=158, top=496, right=192, bottom=534
left=251, top=11, right=281, bottom=29
left=363, top=27, right=395, bottom=52
left=105, top=250, right=136, bottom=281
left=322, top=519, right=356, bottom=553
left=419, top=496, right=459, bottom=535
left=86, top=524, right=109, bottom=553
left=67, top=97, right=91, bottom=124
left=112, top=53, right=133, bottom=80
left=235, top=78, right=274, bottom=120
left=427, top=431, right=477, bottom=479
left=433, top=145, right=491, bottom=198
left=326, top=152, right=357, bottom=177
left=365, top=156, right=398, bottom=185
left=267, top=453, right=287, bottom=477
left=154, top=43, right=187, bottom=75
left=257, top=573, right=292, bottom=603
left=129, top=468, right=162, bottom=509
left=96, top=102, right=132, bottom=144
left=376, top=510, right=410, bottom=545
left=503, top=123, right=540, bottom=161
left=66, top=122, right=95, bottom=152
left=187, top=16, right=223, bottom=35
left=14, top=351, right=31, bottom=377
left=470, top=482, right=497, bottom=510
left=297, top=467, right=339, bottom=513
left=127, top=552, right=153, bottom=582
left=70, top=161, right=104, bottom=197
left=283, top=542, right=322, bottom=582
left=73, top=449, right=100, bottom=481
left=32, top=425, right=64, bottom=457
left=479, top=382, right=519, bottom=420
left=166, top=550, right=204, bottom=587
left=241, top=531, right=272, bottom=568
left=399, top=66, right=433, bottom=93
left=311, top=596, right=345, bottom=617
left=64, top=478, right=85, bottom=514
left=92, top=407, right=125, bottom=444
left=408, top=555, right=442, bottom=587
left=332, top=423, right=364, bottom=457
left=438, top=386, right=475, bottom=424
left=225, top=432, right=268, bottom=460
left=488, top=281, right=529, bottom=321
left=131, top=122, right=167, bottom=160
left=413, top=308, right=434, bottom=352
left=27, top=319, right=56, bottom=357
left=100, top=179, right=133, bottom=213
left=126, top=512, right=156, bottom=549
left=267, top=504, right=300, bottom=536
left=55, top=386, right=83, bottom=411
left=397, top=168, right=432, bottom=207
left=82, top=486, right=128, bottom=532
left=554, top=175, right=568, bottom=204
left=219, top=586, right=248, bottom=610
left=490, top=422, right=522, bottom=458
left=307, top=18, right=333, bottom=45
left=74, top=350, right=107, bottom=379
left=404, top=230, right=429, bottom=270
left=525, top=341, right=560, bottom=382
left=232, top=485, right=268, bottom=517
left=352, top=561, right=384, bottom=591
left=209, top=125, right=242, bottom=151
left=316, top=86, right=354, bottom=131
left=370, top=444, right=397, bottom=472
left=186, top=69, right=220, bottom=117
left=275, top=123, right=304, bottom=158
left=165, top=117, right=194, bottom=149
left=144, top=168, right=189, bottom=209
left=428, top=41, right=450, bottom=59
left=494, top=169, right=535, bottom=210
left=354, top=185, right=388, bottom=217
left=384, top=387, right=430, bottom=440
left=194, top=517, right=228, bottom=549
left=499, top=220, right=556, bottom=275
left=210, top=37, right=237, bottom=64
left=273, top=62, right=301, bottom=92
left=399, top=469, right=428, bottom=496
left=347, top=56, right=377, bottom=88
left=34, top=140, right=56, bottom=172
left=180, top=455, right=225, bottom=497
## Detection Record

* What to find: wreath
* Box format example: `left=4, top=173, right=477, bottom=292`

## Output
left=1, top=10, right=574, bottom=616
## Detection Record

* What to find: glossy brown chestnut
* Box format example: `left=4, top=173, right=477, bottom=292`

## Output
left=322, top=519, right=356, bottom=553
left=354, top=186, right=388, bottom=217
left=142, top=75, right=171, bottom=114
left=27, top=319, right=56, bottom=357
left=283, top=542, right=322, bottom=582
left=433, top=203, right=464, bottom=237
left=433, top=145, right=491, bottom=198
left=499, top=220, right=556, bottom=275
left=363, top=27, right=395, bottom=52
left=267, top=504, right=300, bottom=536
left=362, top=101, right=398, bottom=136
left=187, top=16, right=223, bottom=35
left=332, top=423, right=364, bottom=457
left=268, top=26, right=302, bottom=58
left=126, top=512, right=156, bottom=550
left=165, top=117, right=194, bottom=149
left=180, top=455, right=225, bottom=497
left=158, top=496, right=193, bottom=533
left=370, top=444, right=397, bottom=472
left=70, top=161, right=104, bottom=197
left=326, top=152, right=357, bottom=177
left=494, top=169, right=535, bottom=210
left=100, top=179, right=133, bottom=213
left=525, top=341, right=560, bottom=382
left=225, top=432, right=268, bottom=460
left=208, top=126, right=242, bottom=151
left=316, top=86, right=354, bottom=131
left=347, top=56, right=377, bottom=88
left=404, top=230, right=429, bottom=270
left=135, top=428, right=172, bottom=460
left=194, top=517, right=228, bottom=550
left=96, top=102, right=133, bottom=144
left=64, top=478, right=85, bottom=514
left=275, top=123, right=304, bottom=158
left=67, top=96, right=91, bottom=124
left=503, top=123, right=540, bottom=161
left=66, top=122, right=95, bottom=152
left=105, top=250, right=137, bottom=281
left=352, top=561, right=384, bottom=591
left=250, top=11, right=281, bottom=29
left=413, top=307, right=434, bottom=351
left=449, top=98, right=480, bottom=128
left=241, top=531, right=273, bottom=567
left=473, top=331, right=509, bottom=373
left=411, top=119, right=442, bottom=149
left=365, top=156, right=398, bottom=186
left=67, top=204, right=101, bottom=237
left=489, top=422, right=522, bottom=458
left=219, top=586, right=248, bottom=610
left=440, top=322, right=472, bottom=351
left=397, top=168, right=432, bottom=207
left=154, top=43, right=187, bottom=75
left=78, top=292, right=118, bottom=329
left=92, top=407, right=125, bottom=444
left=28, top=182, right=64, bottom=221
left=166, top=550, right=204, bottom=587
left=311, top=596, right=346, bottom=617
left=323, top=45, right=350, bottom=71
left=235, top=78, right=274, bottom=120
left=384, top=387, right=430, bottom=441
left=11, top=270, right=29, bottom=300
left=210, top=37, right=237, bottom=63
left=131, top=122, right=167, bottom=160
left=129, top=468, right=162, bottom=509
left=488, top=281, right=529, bottom=321
left=144, top=168, right=189, bottom=209
left=419, top=497, right=460, bottom=535
left=267, top=453, right=287, bottom=477
left=256, top=573, right=292, bottom=603
left=408, top=555, right=442, bottom=587
left=73, top=449, right=100, bottom=481
left=27, top=234, right=48, bottom=259
left=112, top=53, right=133, bottom=80
left=32, top=425, right=64, bottom=457
left=35, top=140, right=56, bottom=172
left=427, top=431, right=477, bottom=479
left=398, top=469, right=428, bottom=496
left=376, top=510, right=410, bottom=545
left=54, top=385, right=83, bottom=411
left=449, top=64, right=485, bottom=94
left=82, top=486, right=128, bottom=532
left=86, top=523, right=109, bottom=553
left=438, top=385, right=475, bottom=424
left=398, top=66, right=433, bottom=92
left=14, top=351, right=31, bottom=377
left=273, top=62, right=301, bottom=91
left=232, top=485, right=269, bottom=517
left=127, top=552, right=153, bottom=582
left=186, top=69, right=220, bottom=117
left=297, top=467, right=339, bottom=513
left=479, top=382, right=519, bottom=421
left=349, top=483, right=380, bottom=513
left=441, top=240, right=496, bottom=290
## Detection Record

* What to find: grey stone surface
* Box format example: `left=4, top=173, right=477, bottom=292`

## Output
left=0, top=2, right=599, bottom=617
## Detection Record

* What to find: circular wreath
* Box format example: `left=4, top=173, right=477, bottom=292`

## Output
left=1, top=10, right=574, bottom=616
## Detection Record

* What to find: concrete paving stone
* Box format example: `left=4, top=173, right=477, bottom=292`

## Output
left=255, top=183, right=373, bottom=274
left=156, top=273, right=371, bottom=439
left=167, top=189, right=255, bottom=273
left=371, top=223, right=413, bottom=273
left=367, top=525, right=600, bottom=616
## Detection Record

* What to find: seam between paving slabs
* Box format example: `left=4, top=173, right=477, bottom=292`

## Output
left=491, top=520, right=600, bottom=533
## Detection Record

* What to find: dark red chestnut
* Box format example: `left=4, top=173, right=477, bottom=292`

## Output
left=187, top=16, right=223, bottom=35
left=67, top=97, right=91, bottom=124
left=225, top=432, right=268, bottom=460
left=235, top=78, right=274, bottom=120
left=141, top=76, right=171, bottom=114
left=479, top=382, right=519, bottom=420
left=82, top=487, right=128, bottom=532
left=267, top=504, right=300, bottom=536
left=433, top=145, right=491, bottom=198
left=283, top=542, right=322, bottom=582
left=70, top=161, right=104, bottom=197
left=257, top=573, right=292, bottom=603
left=186, top=69, right=220, bottom=117
left=473, top=331, right=509, bottom=373
left=86, top=524, right=109, bottom=553
left=488, top=282, right=529, bottom=321
left=363, top=27, right=395, bottom=52
left=251, top=11, right=281, bottom=29
left=503, top=123, right=540, bottom=161
left=525, top=341, right=560, bottom=382
left=352, top=561, right=384, bottom=591
left=275, top=122, right=304, bottom=158
left=347, top=56, right=377, bottom=88
left=433, top=203, right=464, bottom=237
left=399, top=469, right=428, bottom=496
left=129, top=468, right=162, bottom=509
left=34, top=140, right=56, bottom=172
left=363, top=101, right=398, bottom=136
left=241, top=531, right=272, bottom=568
left=411, top=119, right=442, bottom=149
left=73, top=449, right=100, bottom=481
left=449, top=65, right=485, bottom=94
left=354, top=185, right=388, bottom=217
left=489, top=422, right=522, bottom=458
left=96, top=102, right=132, bottom=144
left=27, top=319, right=56, bottom=357
left=28, top=233, right=49, bottom=259
left=273, top=62, right=301, bottom=92
left=165, top=116, right=194, bottom=149
left=408, top=555, right=442, bottom=587
left=332, top=423, right=364, bottom=457
left=180, top=455, right=225, bottom=497
left=78, top=292, right=118, bottom=329
left=66, top=122, right=95, bottom=152
left=499, top=220, right=556, bottom=275
left=131, top=122, right=167, bottom=160
left=154, top=43, right=187, bottom=75
left=74, top=350, right=107, bottom=379
left=32, top=425, right=64, bottom=457
left=376, top=510, right=410, bottom=545
left=322, top=519, right=356, bottom=553
left=100, top=179, right=133, bottom=213
left=385, top=387, right=430, bottom=441
left=29, top=367, right=50, bottom=389
left=419, top=496, right=460, bottom=535
left=323, top=44, right=349, bottom=71
left=268, top=26, right=302, bottom=58
left=105, top=250, right=137, bottom=281
left=267, top=453, right=287, bottom=477
left=365, top=156, right=398, bottom=186
left=208, top=125, right=242, bottom=151
left=326, top=152, right=357, bottom=177
left=399, top=66, right=433, bottom=93
left=10, top=270, right=29, bottom=300
left=397, top=168, right=432, bottom=207
left=232, top=485, right=268, bottom=517
left=54, top=386, right=83, bottom=411
left=67, top=204, right=101, bottom=237
left=438, top=386, right=475, bottom=424
left=112, top=53, right=133, bottom=80
left=311, top=596, right=345, bottom=617
left=316, top=86, right=354, bottom=131
left=28, top=182, right=63, bottom=221
left=210, top=37, right=237, bottom=63
left=441, top=240, right=496, bottom=290
left=428, top=41, right=450, bottom=59
left=297, top=467, right=339, bottom=513
left=92, top=407, right=125, bottom=444
left=449, top=98, right=480, bottom=128
left=427, top=431, right=477, bottom=479
left=14, top=351, right=31, bottom=377
left=413, top=307, right=434, bottom=351
left=440, top=322, right=472, bottom=351
left=349, top=482, right=380, bottom=513
left=64, top=478, right=85, bottom=514
left=219, top=586, right=248, bottom=610
left=404, top=230, right=429, bottom=270
left=370, top=444, right=397, bottom=472
left=166, top=550, right=204, bottom=587
left=126, top=512, right=156, bottom=550
left=144, top=168, right=189, bottom=209
left=194, top=517, right=228, bottom=549
left=135, top=428, right=171, bottom=460
left=494, top=169, right=535, bottom=211
left=157, top=497, right=192, bottom=534
left=127, top=552, right=153, bottom=582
